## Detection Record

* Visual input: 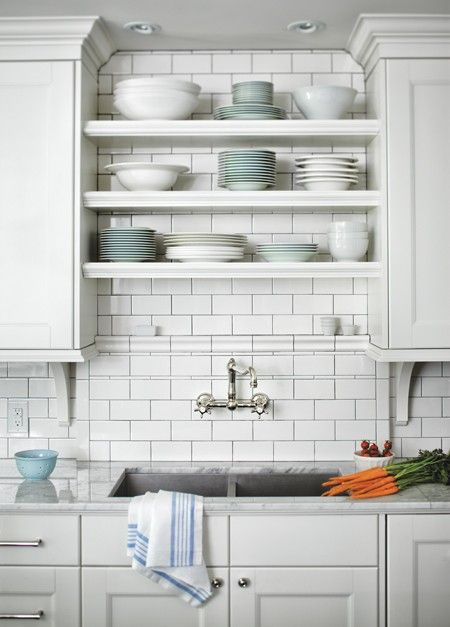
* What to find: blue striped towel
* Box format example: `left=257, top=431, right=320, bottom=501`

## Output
left=127, top=491, right=212, bottom=607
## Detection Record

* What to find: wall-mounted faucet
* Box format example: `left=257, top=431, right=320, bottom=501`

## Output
left=195, top=358, right=269, bottom=417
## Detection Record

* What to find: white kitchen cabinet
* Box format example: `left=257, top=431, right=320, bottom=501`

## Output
left=230, top=567, right=378, bottom=627
left=386, top=59, right=450, bottom=349
left=0, top=18, right=112, bottom=363
left=0, top=61, right=74, bottom=350
left=0, top=566, right=79, bottom=626
left=82, top=567, right=228, bottom=627
left=387, top=514, right=450, bottom=627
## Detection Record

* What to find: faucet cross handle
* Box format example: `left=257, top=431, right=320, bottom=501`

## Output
left=251, top=392, right=269, bottom=417
left=195, top=393, right=214, bottom=417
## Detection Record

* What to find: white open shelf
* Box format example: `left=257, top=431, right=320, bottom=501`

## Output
left=84, top=190, right=380, bottom=213
left=83, top=261, right=381, bottom=279
left=84, top=119, right=380, bottom=148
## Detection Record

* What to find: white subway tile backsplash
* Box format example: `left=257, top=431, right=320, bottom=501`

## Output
left=4, top=49, right=447, bottom=463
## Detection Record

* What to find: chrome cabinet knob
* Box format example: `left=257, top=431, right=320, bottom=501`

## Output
left=211, top=578, right=223, bottom=589
left=238, top=577, right=250, bottom=588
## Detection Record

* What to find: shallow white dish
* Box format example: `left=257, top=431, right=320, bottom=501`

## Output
left=258, top=251, right=316, bottom=262
left=114, top=91, right=200, bottom=120
left=297, top=178, right=356, bottom=191
left=104, top=162, right=189, bottom=191
left=295, top=155, right=357, bottom=163
left=219, top=182, right=274, bottom=191
left=293, top=86, right=357, bottom=119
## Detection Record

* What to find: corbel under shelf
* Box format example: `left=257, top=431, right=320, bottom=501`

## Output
left=0, top=345, right=97, bottom=427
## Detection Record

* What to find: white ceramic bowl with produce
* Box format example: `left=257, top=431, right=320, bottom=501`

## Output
left=104, top=162, right=189, bottom=191
left=353, top=452, right=395, bottom=471
left=328, top=235, right=369, bottom=261
left=293, top=85, right=357, bottom=119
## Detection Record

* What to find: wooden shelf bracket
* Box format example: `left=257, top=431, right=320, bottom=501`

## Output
left=50, top=362, right=71, bottom=427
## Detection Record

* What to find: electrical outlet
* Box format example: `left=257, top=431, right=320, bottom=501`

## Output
left=7, top=400, right=28, bottom=434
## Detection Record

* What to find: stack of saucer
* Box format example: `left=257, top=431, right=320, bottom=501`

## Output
left=295, top=155, right=359, bottom=191
left=214, top=81, right=286, bottom=120
left=232, top=81, right=273, bottom=104
left=163, top=233, right=247, bottom=263
left=256, top=242, right=318, bottom=262
left=218, top=150, right=276, bottom=191
left=99, top=227, right=156, bottom=262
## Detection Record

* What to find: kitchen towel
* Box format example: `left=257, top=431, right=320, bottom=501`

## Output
left=127, top=490, right=212, bottom=606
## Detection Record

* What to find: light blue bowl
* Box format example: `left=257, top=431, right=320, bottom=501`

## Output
left=14, top=450, right=58, bottom=481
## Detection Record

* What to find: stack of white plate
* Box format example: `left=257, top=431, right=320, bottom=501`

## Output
left=99, top=227, right=156, bottom=262
left=113, top=77, right=201, bottom=120
left=256, top=242, right=318, bottom=262
left=163, top=233, right=247, bottom=263
left=214, top=80, right=286, bottom=119
left=218, top=150, right=276, bottom=191
left=327, top=221, right=368, bottom=262
left=232, top=81, right=274, bottom=104
left=295, top=155, right=359, bottom=191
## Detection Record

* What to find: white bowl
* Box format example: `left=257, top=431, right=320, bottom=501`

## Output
left=115, top=77, right=201, bottom=95
left=353, top=452, right=395, bottom=471
left=114, top=91, right=200, bottom=120
left=328, top=221, right=368, bottom=233
left=293, top=86, right=357, bottom=119
left=342, top=325, right=358, bottom=336
left=297, top=179, right=355, bottom=191
left=328, top=237, right=368, bottom=261
left=104, top=162, right=189, bottom=191
left=328, top=233, right=368, bottom=240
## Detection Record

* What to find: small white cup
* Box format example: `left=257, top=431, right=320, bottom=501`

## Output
left=321, top=317, right=338, bottom=335
left=341, top=324, right=357, bottom=336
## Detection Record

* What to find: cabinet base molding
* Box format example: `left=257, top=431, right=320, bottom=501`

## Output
left=0, top=344, right=97, bottom=362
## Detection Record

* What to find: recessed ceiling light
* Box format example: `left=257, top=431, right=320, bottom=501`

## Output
left=287, top=20, right=325, bottom=34
left=123, top=22, right=161, bottom=35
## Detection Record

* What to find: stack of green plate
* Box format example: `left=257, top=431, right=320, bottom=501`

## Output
left=214, top=80, right=286, bottom=120
left=99, top=227, right=156, bottom=262
left=218, top=150, right=276, bottom=191
left=257, top=242, right=318, bottom=262
left=214, top=104, right=286, bottom=120
left=232, top=81, right=274, bottom=104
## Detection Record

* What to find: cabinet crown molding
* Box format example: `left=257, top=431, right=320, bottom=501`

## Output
left=0, top=16, right=114, bottom=67
left=347, top=14, right=450, bottom=73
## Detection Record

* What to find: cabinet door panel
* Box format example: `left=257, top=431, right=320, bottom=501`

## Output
left=387, top=59, right=450, bottom=347
left=388, top=514, right=450, bottom=627
left=82, top=567, right=228, bottom=627
left=0, top=61, right=74, bottom=349
left=0, top=567, right=79, bottom=626
left=231, top=567, right=378, bottom=627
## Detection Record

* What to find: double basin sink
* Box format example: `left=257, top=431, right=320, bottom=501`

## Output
left=110, top=471, right=331, bottom=498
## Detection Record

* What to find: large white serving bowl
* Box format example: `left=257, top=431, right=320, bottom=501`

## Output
left=354, top=452, right=395, bottom=471
left=104, top=162, right=189, bottom=191
left=328, top=236, right=369, bottom=261
left=115, top=77, right=201, bottom=95
left=114, top=91, right=200, bottom=120
left=293, top=86, right=357, bottom=119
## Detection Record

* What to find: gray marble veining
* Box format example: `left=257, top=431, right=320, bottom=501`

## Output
left=0, top=459, right=449, bottom=514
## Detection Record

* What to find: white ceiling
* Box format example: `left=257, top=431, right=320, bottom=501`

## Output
left=0, top=0, right=447, bottom=50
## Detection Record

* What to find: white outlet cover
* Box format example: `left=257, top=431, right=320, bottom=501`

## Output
left=7, top=400, right=29, bottom=434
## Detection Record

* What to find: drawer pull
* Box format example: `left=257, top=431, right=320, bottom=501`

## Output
left=0, top=611, right=43, bottom=619
left=238, top=577, right=250, bottom=588
left=211, top=578, right=223, bottom=589
left=0, top=539, right=42, bottom=547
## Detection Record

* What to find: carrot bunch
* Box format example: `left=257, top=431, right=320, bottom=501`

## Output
left=322, top=467, right=398, bottom=499
left=321, top=449, right=450, bottom=500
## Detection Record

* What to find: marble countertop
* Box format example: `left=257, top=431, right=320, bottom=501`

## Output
left=0, top=459, right=449, bottom=514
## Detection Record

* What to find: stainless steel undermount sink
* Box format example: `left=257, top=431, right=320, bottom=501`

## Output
left=109, top=470, right=330, bottom=498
